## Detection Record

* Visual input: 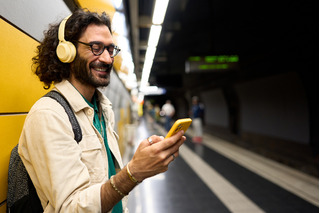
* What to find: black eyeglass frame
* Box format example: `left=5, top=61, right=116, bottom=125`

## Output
left=75, top=40, right=121, bottom=58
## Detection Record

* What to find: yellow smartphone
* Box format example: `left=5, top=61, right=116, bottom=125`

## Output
left=165, top=118, right=192, bottom=138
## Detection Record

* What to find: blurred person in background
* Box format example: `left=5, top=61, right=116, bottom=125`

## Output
left=191, top=96, right=205, bottom=143
left=161, top=100, right=175, bottom=131
left=154, top=104, right=161, bottom=123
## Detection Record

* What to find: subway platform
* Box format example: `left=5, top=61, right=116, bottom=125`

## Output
left=122, top=116, right=319, bottom=213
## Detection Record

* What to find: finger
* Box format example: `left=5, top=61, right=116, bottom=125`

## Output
left=170, top=136, right=185, bottom=153
left=155, top=130, right=185, bottom=150
left=173, top=149, right=180, bottom=158
left=164, top=150, right=180, bottom=165
left=165, top=134, right=186, bottom=154
left=148, top=135, right=164, bottom=145
left=163, top=136, right=185, bottom=164
left=147, top=137, right=153, bottom=145
left=140, top=135, right=164, bottom=148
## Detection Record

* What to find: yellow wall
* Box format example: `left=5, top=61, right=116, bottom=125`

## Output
left=117, top=105, right=132, bottom=155
left=0, top=19, right=46, bottom=112
left=76, top=0, right=116, bottom=17
left=0, top=18, right=46, bottom=210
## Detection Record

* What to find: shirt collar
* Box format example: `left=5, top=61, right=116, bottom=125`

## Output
left=83, top=92, right=99, bottom=114
left=54, top=80, right=113, bottom=112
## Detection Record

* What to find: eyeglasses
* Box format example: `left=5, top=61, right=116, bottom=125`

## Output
left=76, top=41, right=121, bottom=58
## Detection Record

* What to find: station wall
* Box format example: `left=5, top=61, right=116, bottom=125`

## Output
left=235, top=72, right=309, bottom=144
left=201, top=72, right=309, bottom=144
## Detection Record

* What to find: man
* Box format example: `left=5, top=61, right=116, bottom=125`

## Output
left=18, top=9, right=185, bottom=213
left=161, top=100, right=175, bottom=131
left=191, top=96, right=204, bottom=143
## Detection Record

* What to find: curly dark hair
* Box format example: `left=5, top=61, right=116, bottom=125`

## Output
left=32, top=8, right=112, bottom=89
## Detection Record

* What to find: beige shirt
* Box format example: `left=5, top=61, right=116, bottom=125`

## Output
left=18, top=80, right=128, bottom=212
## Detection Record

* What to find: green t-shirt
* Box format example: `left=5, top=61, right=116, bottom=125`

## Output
left=83, top=93, right=123, bottom=213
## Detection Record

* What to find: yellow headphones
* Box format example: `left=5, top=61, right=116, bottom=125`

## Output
left=56, top=15, right=76, bottom=63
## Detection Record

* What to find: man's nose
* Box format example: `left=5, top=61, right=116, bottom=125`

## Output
left=98, top=49, right=113, bottom=64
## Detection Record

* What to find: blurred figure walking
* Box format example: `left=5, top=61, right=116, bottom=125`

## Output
left=161, top=100, right=175, bottom=131
left=191, top=96, right=205, bottom=143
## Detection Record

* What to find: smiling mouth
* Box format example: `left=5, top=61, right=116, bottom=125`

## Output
left=90, top=62, right=112, bottom=73
left=93, top=67, right=108, bottom=72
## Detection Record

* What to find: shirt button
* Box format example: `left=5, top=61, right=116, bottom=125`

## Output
left=87, top=109, right=94, bottom=115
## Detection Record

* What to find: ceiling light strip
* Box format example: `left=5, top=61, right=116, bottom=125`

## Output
left=152, top=0, right=169, bottom=25
left=140, top=0, right=170, bottom=91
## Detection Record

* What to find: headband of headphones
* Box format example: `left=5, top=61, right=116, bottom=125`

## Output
left=56, top=15, right=76, bottom=63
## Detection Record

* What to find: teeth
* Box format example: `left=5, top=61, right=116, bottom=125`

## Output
left=94, top=68, right=107, bottom=72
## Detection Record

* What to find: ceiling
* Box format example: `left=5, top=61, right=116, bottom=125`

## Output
left=123, top=0, right=317, bottom=99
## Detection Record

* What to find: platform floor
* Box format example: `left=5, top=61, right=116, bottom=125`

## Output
left=122, top=116, right=318, bottom=213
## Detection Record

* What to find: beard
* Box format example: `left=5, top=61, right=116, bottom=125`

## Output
left=71, top=55, right=112, bottom=88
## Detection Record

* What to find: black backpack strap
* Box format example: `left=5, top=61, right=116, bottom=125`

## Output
left=44, top=90, right=82, bottom=143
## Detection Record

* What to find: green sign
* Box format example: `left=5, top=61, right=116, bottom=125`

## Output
left=185, top=55, right=239, bottom=73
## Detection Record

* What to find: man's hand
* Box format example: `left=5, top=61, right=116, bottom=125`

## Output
left=101, top=130, right=186, bottom=212
left=128, top=130, right=186, bottom=182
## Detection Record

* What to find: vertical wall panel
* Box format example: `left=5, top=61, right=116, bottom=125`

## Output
left=235, top=72, right=309, bottom=144
left=202, top=89, right=228, bottom=127
left=76, top=0, right=116, bottom=17
left=0, top=19, right=47, bottom=113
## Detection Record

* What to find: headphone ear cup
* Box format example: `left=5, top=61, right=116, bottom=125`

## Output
left=56, top=41, right=76, bottom=63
